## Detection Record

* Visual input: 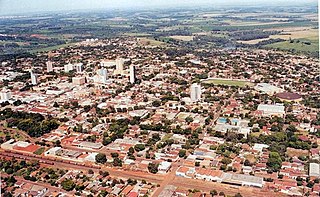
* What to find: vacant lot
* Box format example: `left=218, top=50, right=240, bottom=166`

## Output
left=286, top=147, right=309, bottom=158
left=202, top=79, right=253, bottom=87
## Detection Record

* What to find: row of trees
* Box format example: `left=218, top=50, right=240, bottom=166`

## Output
left=0, top=108, right=60, bottom=137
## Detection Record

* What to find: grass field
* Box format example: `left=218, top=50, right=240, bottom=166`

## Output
left=270, top=28, right=319, bottom=40
left=238, top=38, right=270, bottom=44
left=137, top=37, right=166, bottom=46
left=266, top=39, right=319, bottom=54
left=224, top=19, right=290, bottom=27
left=202, top=79, right=253, bottom=87
left=30, top=43, right=74, bottom=53
left=169, top=35, right=194, bottom=41
left=123, top=33, right=152, bottom=37
left=34, top=147, right=45, bottom=155
left=237, top=27, right=319, bottom=55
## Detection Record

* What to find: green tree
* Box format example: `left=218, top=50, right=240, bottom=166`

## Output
left=134, top=144, right=145, bottom=152
left=210, top=190, right=218, bottom=196
left=95, top=153, right=107, bottom=164
left=111, top=152, right=119, bottom=158
left=113, top=157, right=122, bottom=167
left=152, top=100, right=161, bottom=107
left=99, top=190, right=108, bottom=197
left=61, top=179, right=75, bottom=191
left=185, top=116, right=194, bottom=123
left=267, top=152, right=282, bottom=171
left=179, top=149, right=186, bottom=158
left=148, top=163, right=159, bottom=174
left=235, top=193, right=242, bottom=197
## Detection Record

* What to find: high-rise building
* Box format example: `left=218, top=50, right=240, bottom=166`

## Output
left=190, top=83, right=201, bottom=102
left=129, top=65, right=136, bottom=84
left=99, top=68, right=108, bottom=79
left=46, top=61, right=53, bottom=72
left=64, top=64, right=74, bottom=73
left=30, top=71, right=38, bottom=85
left=75, top=63, right=83, bottom=73
left=116, top=58, right=124, bottom=72
left=94, top=68, right=108, bottom=84
left=0, top=88, right=11, bottom=102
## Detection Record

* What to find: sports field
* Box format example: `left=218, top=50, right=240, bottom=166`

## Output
left=202, top=79, right=253, bottom=87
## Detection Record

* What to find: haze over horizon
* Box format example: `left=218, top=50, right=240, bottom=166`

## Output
left=0, top=0, right=318, bottom=15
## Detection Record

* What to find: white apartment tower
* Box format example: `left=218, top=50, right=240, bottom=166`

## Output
left=30, top=71, right=38, bottom=85
left=99, top=68, right=108, bottom=81
left=129, top=65, right=136, bottom=84
left=190, top=83, right=201, bottom=102
left=116, top=58, right=124, bottom=72
left=0, top=89, right=11, bottom=102
left=46, top=61, right=53, bottom=72
left=64, top=63, right=74, bottom=73
left=75, top=63, right=83, bottom=73
left=93, top=68, right=108, bottom=84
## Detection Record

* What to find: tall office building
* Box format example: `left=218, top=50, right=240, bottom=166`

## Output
left=129, top=65, right=136, bottom=84
left=190, top=83, right=201, bottom=102
left=0, top=88, right=11, bottom=102
left=46, top=61, right=53, bottom=72
left=75, top=63, right=83, bottom=73
left=30, top=71, right=38, bottom=85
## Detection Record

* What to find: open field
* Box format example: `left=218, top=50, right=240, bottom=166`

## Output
left=237, top=27, right=319, bottom=55
left=123, top=33, right=152, bottom=37
left=225, top=19, right=291, bottom=26
left=238, top=28, right=318, bottom=45
left=265, top=39, right=319, bottom=54
left=269, top=28, right=318, bottom=40
left=137, top=37, right=166, bottom=46
left=30, top=43, right=74, bottom=53
left=169, top=35, right=194, bottom=41
left=286, top=147, right=309, bottom=158
left=202, top=78, right=253, bottom=87
left=245, top=154, right=257, bottom=164
left=238, top=38, right=270, bottom=44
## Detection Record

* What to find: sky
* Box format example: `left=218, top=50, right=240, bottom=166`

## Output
left=0, top=0, right=318, bottom=15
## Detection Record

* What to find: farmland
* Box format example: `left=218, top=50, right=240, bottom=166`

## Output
left=0, top=5, right=318, bottom=58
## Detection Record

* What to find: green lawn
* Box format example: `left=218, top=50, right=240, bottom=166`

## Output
left=34, top=147, right=45, bottom=155
left=202, top=79, right=253, bottom=87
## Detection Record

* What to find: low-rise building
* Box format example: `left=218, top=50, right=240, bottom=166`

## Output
left=257, top=104, right=285, bottom=117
